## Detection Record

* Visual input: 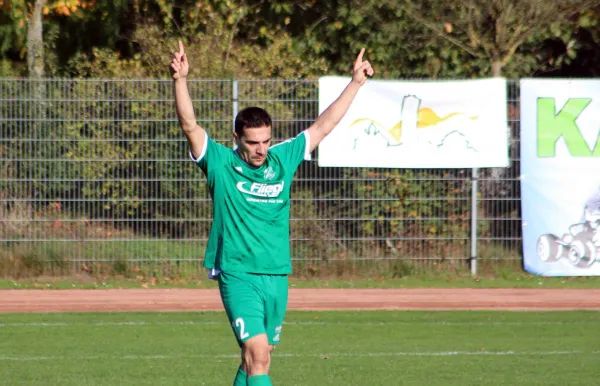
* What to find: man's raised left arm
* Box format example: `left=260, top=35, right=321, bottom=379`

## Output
left=307, top=48, right=374, bottom=152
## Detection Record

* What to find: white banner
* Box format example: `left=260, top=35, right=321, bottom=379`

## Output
left=317, top=77, right=509, bottom=168
left=521, top=79, right=600, bottom=276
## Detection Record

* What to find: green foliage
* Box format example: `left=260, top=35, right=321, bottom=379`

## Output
left=322, top=168, right=472, bottom=259
left=2, top=0, right=598, bottom=78
left=0, top=78, right=215, bottom=238
left=0, top=0, right=29, bottom=59
left=397, top=0, right=595, bottom=77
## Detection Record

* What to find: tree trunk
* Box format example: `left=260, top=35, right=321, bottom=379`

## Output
left=27, top=0, right=47, bottom=78
left=26, top=0, right=48, bottom=217
left=491, top=60, right=503, bottom=77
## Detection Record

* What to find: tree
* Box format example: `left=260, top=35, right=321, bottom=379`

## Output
left=27, top=0, right=46, bottom=77
left=1, top=0, right=136, bottom=76
left=401, top=0, right=593, bottom=77
left=533, top=4, right=600, bottom=77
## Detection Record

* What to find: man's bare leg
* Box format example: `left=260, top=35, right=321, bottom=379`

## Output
left=235, top=334, right=274, bottom=385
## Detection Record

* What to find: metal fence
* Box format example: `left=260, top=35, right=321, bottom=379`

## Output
left=0, top=78, right=521, bottom=276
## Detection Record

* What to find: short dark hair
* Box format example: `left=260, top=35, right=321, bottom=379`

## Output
left=234, top=107, right=272, bottom=137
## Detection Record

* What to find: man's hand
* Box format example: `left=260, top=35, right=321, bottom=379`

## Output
left=306, top=48, right=375, bottom=152
left=352, top=48, right=374, bottom=86
left=170, top=41, right=189, bottom=80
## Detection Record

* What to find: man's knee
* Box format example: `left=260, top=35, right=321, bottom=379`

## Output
left=242, top=334, right=271, bottom=375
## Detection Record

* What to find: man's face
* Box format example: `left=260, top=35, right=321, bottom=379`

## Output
left=235, top=125, right=272, bottom=167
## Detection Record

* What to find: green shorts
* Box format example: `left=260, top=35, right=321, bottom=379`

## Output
left=218, top=271, right=289, bottom=347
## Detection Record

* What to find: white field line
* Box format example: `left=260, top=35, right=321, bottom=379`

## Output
left=0, top=350, right=599, bottom=362
left=0, top=320, right=599, bottom=327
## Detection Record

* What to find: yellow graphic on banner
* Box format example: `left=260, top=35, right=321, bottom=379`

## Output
left=350, top=108, right=478, bottom=143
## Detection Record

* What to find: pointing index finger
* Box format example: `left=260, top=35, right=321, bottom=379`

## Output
left=178, top=40, right=185, bottom=56
left=355, top=48, right=365, bottom=65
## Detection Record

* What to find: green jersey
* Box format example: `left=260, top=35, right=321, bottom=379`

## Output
left=191, top=131, right=310, bottom=275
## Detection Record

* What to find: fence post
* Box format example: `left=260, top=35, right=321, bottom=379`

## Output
left=471, top=167, right=479, bottom=275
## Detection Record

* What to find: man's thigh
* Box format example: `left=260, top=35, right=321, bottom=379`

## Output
left=218, top=272, right=289, bottom=347
left=218, top=271, right=266, bottom=346
left=264, top=274, right=288, bottom=346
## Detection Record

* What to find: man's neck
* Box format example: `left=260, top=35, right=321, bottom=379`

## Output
left=234, top=149, right=263, bottom=169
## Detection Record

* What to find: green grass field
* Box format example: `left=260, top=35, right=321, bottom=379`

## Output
left=1, top=310, right=599, bottom=385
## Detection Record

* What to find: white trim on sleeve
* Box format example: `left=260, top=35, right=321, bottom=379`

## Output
left=302, top=130, right=312, bottom=161
left=189, top=132, right=209, bottom=163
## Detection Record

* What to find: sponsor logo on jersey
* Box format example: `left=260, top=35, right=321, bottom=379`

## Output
left=236, top=181, right=284, bottom=198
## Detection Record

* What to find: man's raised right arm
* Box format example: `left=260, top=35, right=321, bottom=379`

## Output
left=170, top=41, right=206, bottom=160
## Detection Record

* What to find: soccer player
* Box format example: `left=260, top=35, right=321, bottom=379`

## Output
left=170, top=41, right=373, bottom=386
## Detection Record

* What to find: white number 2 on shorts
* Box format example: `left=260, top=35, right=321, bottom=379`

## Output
left=235, top=318, right=249, bottom=339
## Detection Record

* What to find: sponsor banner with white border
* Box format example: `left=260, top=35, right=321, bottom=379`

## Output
left=520, top=79, right=600, bottom=276
left=317, top=77, right=509, bottom=168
